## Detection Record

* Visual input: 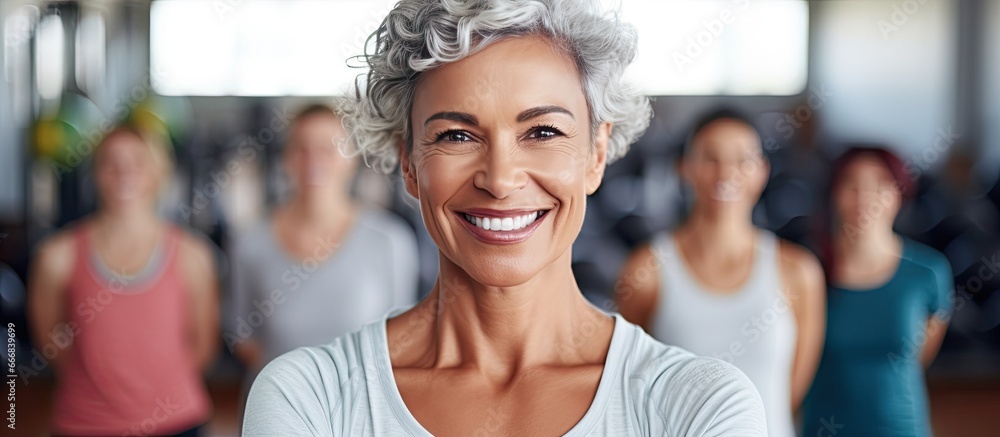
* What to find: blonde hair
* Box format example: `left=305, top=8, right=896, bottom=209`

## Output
left=93, top=125, right=175, bottom=197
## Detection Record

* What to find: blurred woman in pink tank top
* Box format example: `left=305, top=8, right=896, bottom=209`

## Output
left=28, top=126, right=218, bottom=436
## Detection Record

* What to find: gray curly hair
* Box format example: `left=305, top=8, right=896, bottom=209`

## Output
left=339, top=0, right=652, bottom=173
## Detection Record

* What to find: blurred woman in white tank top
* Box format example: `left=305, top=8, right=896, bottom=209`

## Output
left=615, top=109, right=827, bottom=437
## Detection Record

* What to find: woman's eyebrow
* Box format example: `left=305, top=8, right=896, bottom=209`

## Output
left=516, top=105, right=574, bottom=122
left=424, top=111, right=479, bottom=127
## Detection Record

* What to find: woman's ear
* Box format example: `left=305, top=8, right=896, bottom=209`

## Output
left=585, top=122, right=612, bottom=195
left=399, top=139, right=419, bottom=199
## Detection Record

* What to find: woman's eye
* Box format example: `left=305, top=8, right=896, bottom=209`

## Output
left=529, top=126, right=563, bottom=140
left=437, top=130, right=472, bottom=143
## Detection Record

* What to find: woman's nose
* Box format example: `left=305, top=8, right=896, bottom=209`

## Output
left=473, top=144, right=529, bottom=199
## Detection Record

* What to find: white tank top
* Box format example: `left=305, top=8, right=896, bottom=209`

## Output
left=651, top=230, right=796, bottom=437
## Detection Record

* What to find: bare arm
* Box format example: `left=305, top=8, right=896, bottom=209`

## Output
left=27, top=232, right=76, bottom=374
left=226, top=231, right=266, bottom=371
left=178, top=233, right=221, bottom=373
left=614, top=243, right=661, bottom=332
left=920, top=316, right=948, bottom=367
left=779, top=241, right=826, bottom=411
left=234, top=340, right=264, bottom=370
left=920, top=252, right=953, bottom=367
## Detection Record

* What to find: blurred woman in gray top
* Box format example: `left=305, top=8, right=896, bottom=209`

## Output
left=227, top=104, right=419, bottom=396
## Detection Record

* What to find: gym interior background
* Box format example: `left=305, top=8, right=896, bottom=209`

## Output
left=0, top=0, right=998, bottom=435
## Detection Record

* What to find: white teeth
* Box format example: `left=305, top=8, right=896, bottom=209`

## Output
left=501, top=218, right=513, bottom=231
left=463, top=211, right=542, bottom=232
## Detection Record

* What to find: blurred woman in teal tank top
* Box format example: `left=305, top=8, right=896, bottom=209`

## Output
left=803, top=147, right=954, bottom=437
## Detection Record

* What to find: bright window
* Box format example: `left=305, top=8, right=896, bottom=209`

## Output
left=151, top=0, right=809, bottom=96
left=603, top=0, right=809, bottom=95
left=150, top=0, right=396, bottom=96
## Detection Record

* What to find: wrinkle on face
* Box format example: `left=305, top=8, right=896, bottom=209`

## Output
left=403, top=34, right=608, bottom=287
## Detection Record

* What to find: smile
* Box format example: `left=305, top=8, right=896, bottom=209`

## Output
left=455, top=209, right=551, bottom=245
left=462, top=210, right=549, bottom=231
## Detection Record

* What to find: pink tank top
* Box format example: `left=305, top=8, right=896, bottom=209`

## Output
left=52, top=224, right=212, bottom=435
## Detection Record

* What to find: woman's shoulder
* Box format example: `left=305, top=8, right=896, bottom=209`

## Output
left=626, top=328, right=755, bottom=393
left=352, top=210, right=419, bottom=262
left=244, top=323, right=379, bottom=434
left=252, top=323, right=371, bottom=391
left=228, top=220, right=274, bottom=254
left=899, top=238, right=953, bottom=289
left=900, top=237, right=950, bottom=271
left=622, top=327, right=767, bottom=435
left=171, top=223, right=217, bottom=259
left=354, top=209, right=415, bottom=241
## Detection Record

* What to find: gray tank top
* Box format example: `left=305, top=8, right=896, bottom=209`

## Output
left=651, top=230, right=796, bottom=437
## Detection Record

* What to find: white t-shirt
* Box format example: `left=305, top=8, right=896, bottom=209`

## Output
left=244, top=312, right=767, bottom=436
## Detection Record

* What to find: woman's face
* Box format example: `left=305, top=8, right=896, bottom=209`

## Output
left=403, top=35, right=611, bottom=287
left=284, top=114, right=355, bottom=192
left=94, top=131, right=161, bottom=208
left=834, top=155, right=901, bottom=230
left=681, top=119, right=767, bottom=212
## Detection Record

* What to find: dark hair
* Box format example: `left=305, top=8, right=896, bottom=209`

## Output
left=819, top=145, right=915, bottom=281
left=679, top=107, right=762, bottom=160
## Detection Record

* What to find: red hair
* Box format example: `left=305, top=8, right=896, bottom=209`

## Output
left=829, top=146, right=915, bottom=201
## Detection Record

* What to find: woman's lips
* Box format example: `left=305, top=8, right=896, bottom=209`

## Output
left=455, top=209, right=550, bottom=245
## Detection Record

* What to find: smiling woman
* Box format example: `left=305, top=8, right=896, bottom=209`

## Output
left=243, top=1, right=767, bottom=436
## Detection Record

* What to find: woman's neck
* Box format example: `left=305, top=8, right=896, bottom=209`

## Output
left=92, top=205, right=161, bottom=237
left=402, top=249, right=612, bottom=379
left=834, top=224, right=898, bottom=262
left=680, top=202, right=757, bottom=252
left=283, top=189, right=353, bottom=226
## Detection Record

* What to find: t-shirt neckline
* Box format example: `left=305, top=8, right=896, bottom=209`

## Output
left=367, top=309, right=631, bottom=436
